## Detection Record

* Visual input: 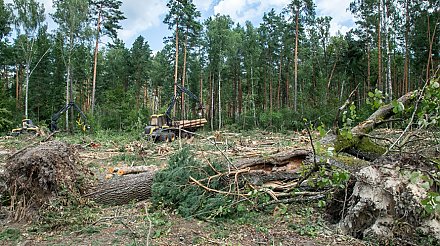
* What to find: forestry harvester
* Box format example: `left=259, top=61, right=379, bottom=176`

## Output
left=10, top=119, right=41, bottom=136
left=144, top=84, right=206, bottom=142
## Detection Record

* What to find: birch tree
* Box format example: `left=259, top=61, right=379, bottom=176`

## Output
left=12, top=0, right=45, bottom=118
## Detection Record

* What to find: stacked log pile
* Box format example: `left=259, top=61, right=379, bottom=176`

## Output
left=175, top=118, right=207, bottom=128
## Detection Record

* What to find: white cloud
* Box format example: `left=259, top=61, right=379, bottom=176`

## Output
left=193, top=0, right=213, bottom=12
left=315, top=0, right=355, bottom=35
left=212, top=0, right=355, bottom=35
left=213, top=0, right=290, bottom=25
left=118, top=0, right=168, bottom=44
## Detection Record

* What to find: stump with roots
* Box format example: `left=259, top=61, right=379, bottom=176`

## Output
left=0, top=141, right=93, bottom=221
left=335, top=155, right=440, bottom=242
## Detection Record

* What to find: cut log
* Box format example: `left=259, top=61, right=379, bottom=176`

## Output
left=112, top=165, right=160, bottom=176
left=335, top=91, right=416, bottom=160
left=175, top=118, right=207, bottom=128
left=86, top=171, right=157, bottom=205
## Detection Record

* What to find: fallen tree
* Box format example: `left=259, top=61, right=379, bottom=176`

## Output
left=335, top=91, right=417, bottom=160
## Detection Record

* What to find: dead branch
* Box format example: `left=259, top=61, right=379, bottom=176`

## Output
left=260, top=194, right=326, bottom=207
left=189, top=176, right=247, bottom=198
left=385, top=81, right=428, bottom=155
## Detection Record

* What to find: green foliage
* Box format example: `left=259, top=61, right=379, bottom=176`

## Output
left=406, top=169, right=440, bottom=216
left=152, top=148, right=233, bottom=218
left=418, top=78, right=440, bottom=128
left=366, top=89, right=385, bottom=110
left=0, top=107, right=12, bottom=132
left=0, top=228, right=21, bottom=241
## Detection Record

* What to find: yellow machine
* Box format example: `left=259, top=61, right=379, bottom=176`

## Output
left=10, top=119, right=40, bottom=136
left=144, top=84, right=206, bottom=142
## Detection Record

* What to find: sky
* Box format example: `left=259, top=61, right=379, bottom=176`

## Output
left=6, top=0, right=356, bottom=52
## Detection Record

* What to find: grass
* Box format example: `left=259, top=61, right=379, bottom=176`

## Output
left=0, top=228, right=22, bottom=241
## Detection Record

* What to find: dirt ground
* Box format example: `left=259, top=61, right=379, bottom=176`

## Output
left=0, top=130, right=375, bottom=245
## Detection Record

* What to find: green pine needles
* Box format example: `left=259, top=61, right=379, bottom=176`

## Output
left=151, top=148, right=239, bottom=219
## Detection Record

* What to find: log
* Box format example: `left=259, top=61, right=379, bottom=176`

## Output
left=113, top=165, right=159, bottom=176
left=86, top=171, right=157, bottom=205
left=335, top=91, right=416, bottom=160
left=175, top=118, right=207, bottom=128
left=234, top=148, right=311, bottom=169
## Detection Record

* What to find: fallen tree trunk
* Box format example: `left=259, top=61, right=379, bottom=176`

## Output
left=335, top=91, right=416, bottom=160
left=88, top=148, right=311, bottom=205
left=86, top=171, right=157, bottom=205
left=234, top=148, right=310, bottom=169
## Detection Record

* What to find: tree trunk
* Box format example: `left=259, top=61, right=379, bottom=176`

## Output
left=251, top=66, right=257, bottom=127
left=404, top=0, right=409, bottom=93
left=86, top=171, right=157, bottom=205
left=91, top=5, right=102, bottom=115
left=66, top=57, right=71, bottom=130
left=181, top=29, right=188, bottom=120
left=385, top=0, right=392, bottom=102
left=367, top=41, right=371, bottom=93
left=218, top=68, right=222, bottom=129
left=378, top=0, right=382, bottom=91
left=25, top=63, right=29, bottom=118
left=173, top=20, right=179, bottom=117
left=335, top=91, right=416, bottom=160
left=294, top=10, right=299, bottom=112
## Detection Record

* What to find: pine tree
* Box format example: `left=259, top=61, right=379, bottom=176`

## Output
left=89, top=0, right=125, bottom=115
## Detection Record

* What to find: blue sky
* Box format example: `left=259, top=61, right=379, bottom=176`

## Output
left=7, top=0, right=356, bottom=52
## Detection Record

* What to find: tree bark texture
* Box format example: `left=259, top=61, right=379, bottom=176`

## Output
left=336, top=91, right=416, bottom=160
left=86, top=171, right=157, bottom=205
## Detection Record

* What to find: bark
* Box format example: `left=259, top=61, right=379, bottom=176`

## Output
left=234, top=148, right=310, bottom=169
left=294, top=9, right=299, bottom=112
left=86, top=171, right=157, bottom=205
left=404, top=0, right=409, bottom=93
left=173, top=20, right=179, bottom=117
left=91, top=5, right=102, bottom=115
left=181, top=29, right=188, bottom=119
left=378, top=0, right=382, bottom=90
left=385, top=0, right=392, bottom=102
left=335, top=91, right=416, bottom=160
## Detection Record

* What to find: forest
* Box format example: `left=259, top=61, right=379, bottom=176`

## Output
left=0, top=0, right=437, bottom=133
left=0, top=0, right=439, bottom=245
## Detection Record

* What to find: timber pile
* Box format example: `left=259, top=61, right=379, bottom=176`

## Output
left=0, top=141, right=93, bottom=221
left=175, top=118, right=207, bottom=128
left=335, top=154, right=440, bottom=243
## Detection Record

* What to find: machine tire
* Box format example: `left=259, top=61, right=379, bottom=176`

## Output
left=168, top=132, right=176, bottom=142
left=159, top=133, right=167, bottom=142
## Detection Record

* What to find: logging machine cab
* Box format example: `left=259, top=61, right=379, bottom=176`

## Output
left=144, top=84, right=205, bottom=138
left=10, top=119, right=40, bottom=136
